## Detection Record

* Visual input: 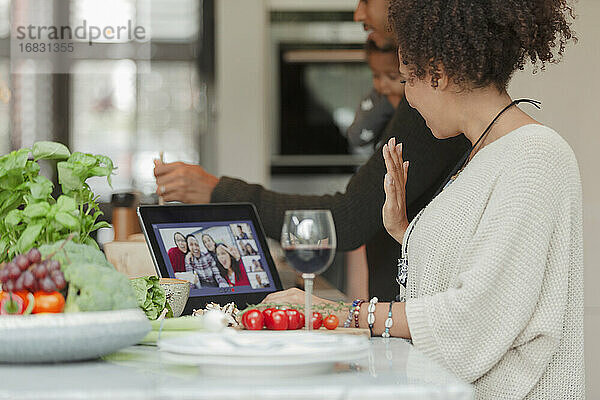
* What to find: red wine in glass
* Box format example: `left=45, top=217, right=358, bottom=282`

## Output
left=281, top=210, right=336, bottom=331
left=282, top=245, right=335, bottom=275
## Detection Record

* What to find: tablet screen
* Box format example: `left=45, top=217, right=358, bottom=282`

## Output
left=152, top=220, right=277, bottom=298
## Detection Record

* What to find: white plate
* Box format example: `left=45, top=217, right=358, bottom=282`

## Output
left=0, top=309, right=151, bottom=363
left=158, top=330, right=369, bottom=377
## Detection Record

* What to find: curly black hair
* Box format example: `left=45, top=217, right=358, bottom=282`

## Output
left=388, top=0, right=577, bottom=89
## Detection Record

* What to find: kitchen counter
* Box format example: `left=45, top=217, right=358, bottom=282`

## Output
left=0, top=337, right=473, bottom=400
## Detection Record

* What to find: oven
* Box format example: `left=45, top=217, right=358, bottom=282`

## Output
left=268, top=12, right=371, bottom=290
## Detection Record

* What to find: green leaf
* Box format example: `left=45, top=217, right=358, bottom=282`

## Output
left=0, top=170, right=24, bottom=190
left=56, top=195, right=77, bottom=212
left=54, top=211, right=79, bottom=230
left=23, top=202, right=51, bottom=219
left=96, top=155, right=114, bottom=171
left=0, top=193, right=24, bottom=218
left=57, top=162, right=85, bottom=192
left=23, top=161, right=41, bottom=177
left=0, top=236, right=9, bottom=260
left=68, top=152, right=97, bottom=168
left=32, top=141, right=70, bottom=161
left=16, top=223, right=44, bottom=253
left=5, top=209, right=23, bottom=227
left=28, top=176, right=54, bottom=200
left=89, top=166, right=110, bottom=178
left=2, top=149, right=30, bottom=170
left=84, top=236, right=100, bottom=249
left=91, top=220, right=111, bottom=230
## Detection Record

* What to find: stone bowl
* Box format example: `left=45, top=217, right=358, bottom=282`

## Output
left=0, top=309, right=150, bottom=363
left=159, top=278, right=191, bottom=317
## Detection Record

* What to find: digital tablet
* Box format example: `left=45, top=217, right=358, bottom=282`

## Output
left=137, top=203, right=283, bottom=314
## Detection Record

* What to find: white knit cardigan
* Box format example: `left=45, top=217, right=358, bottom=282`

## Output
left=403, top=124, right=584, bottom=399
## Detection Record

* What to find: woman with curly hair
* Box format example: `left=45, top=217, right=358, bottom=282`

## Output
left=265, top=0, right=582, bottom=398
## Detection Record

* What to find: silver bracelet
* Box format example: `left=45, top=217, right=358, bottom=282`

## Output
left=367, top=297, right=378, bottom=337
left=382, top=301, right=394, bottom=338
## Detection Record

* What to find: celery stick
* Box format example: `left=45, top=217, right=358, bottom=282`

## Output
left=150, top=316, right=205, bottom=331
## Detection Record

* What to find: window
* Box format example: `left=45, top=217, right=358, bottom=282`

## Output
left=2, top=0, right=214, bottom=202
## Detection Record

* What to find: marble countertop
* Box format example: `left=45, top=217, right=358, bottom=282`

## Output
left=0, top=337, right=473, bottom=400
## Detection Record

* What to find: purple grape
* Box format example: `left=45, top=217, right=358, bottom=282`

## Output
left=47, top=260, right=61, bottom=273
left=0, top=268, right=8, bottom=283
left=33, top=263, right=47, bottom=280
left=14, top=255, right=30, bottom=271
left=50, top=271, right=66, bottom=290
left=27, top=248, right=42, bottom=264
left=7, top=264, right=21, bottom=280
left=40, top=276, right=56, bottom=293
left=22, top=270, right=35, bottom=290
left=14, top=274, right=25, bottom=291
left=4, top=280, right=14, bottom=292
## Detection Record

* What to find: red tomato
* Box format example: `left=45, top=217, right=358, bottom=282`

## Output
left=242, top=309, right=264, bottom=330
left=298, top=311, right=305, bottom=329
left=32, top=291, right=65, bottom=314
left=262, top=308, right=276, bottom=329
left=270, top=310, right=289, bottom=330
left=323, top=314, right=339, bottom=330
left=312, top=312, right=323, bottom=330
left=284, top=309, right=301, bottom=330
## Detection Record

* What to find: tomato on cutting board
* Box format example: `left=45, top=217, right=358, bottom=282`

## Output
left=262, top=308, right=276, bottom=329
left=311, top=312, right=323, bottom=330
left=269, top=310, right=289, bottom=330
left=298, top=311, right=305, bottom=329
left=284, top=309, right=302, bottom=330
left=323, top=314, right=339, bottom=330
left=242, top=309, right=264, bottom=330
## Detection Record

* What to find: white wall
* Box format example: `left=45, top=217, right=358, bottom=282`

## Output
left=214, top=0, right=269, bottom=185
left=508, top=2, right=600, bottom=396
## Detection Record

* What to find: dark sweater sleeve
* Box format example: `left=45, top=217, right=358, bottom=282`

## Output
left=211, top=100, right=470, bottom=251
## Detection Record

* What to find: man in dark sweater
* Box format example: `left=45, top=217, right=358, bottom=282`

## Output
left=154, top=0, right=471, bottom=300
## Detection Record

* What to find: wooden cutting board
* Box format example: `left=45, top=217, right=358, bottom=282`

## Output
left=312, top=327, right=371, bottom=338
left=235, top=327, right=371, bottom=339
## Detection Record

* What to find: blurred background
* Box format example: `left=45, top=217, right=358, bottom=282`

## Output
left=0, top=0, right=598, bottom=396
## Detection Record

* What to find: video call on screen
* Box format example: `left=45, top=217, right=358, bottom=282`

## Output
left=153, top=221, right=275, bottom=297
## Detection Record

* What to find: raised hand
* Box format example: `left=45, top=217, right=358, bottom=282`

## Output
left=382, top=137, right=409, bottom=243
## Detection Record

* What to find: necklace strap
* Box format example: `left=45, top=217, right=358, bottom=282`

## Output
left=432, top=98, right=541, bottom=199
left=397, top=98, right=542, bottom=289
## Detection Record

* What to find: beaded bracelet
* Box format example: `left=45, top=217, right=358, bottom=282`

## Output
left=367, top=297, right=378, bottom=337
left=382, top=301, right=395, bottom=338
left=354, top=300, right=365, bottom=328
left=344, top=299, right=362, bottom=328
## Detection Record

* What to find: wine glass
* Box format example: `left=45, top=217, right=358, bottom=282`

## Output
left=281, top=210, right=336, bottom=331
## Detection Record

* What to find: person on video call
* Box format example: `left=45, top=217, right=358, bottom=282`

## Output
left=185, top=235, right=229, bottom=288
left=243, top=242, right=258, bottom=256
left=227, top=243, right=242, bottom=262
left=201, top=233, right=218, bottom=262
left=251, top=259, right=264, bottom=272
left=215, top=243, right=250, bottom=287
left=154, top=0, right=470, bottom=301
left=255, top=274, right=269, bottom=289
left=235, top=225, right=249, bottom=240
left=167, top=232, right=188, bottom=273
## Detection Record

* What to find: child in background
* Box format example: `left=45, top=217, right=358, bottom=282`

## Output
left=345, top=40, right=406, bottom=300
left=346, top=40, right=405, bottom=155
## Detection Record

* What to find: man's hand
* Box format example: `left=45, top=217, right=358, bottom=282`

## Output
left=154, top=160, right=219, bottom=204
left=382, top=137, right=409, bottom=243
